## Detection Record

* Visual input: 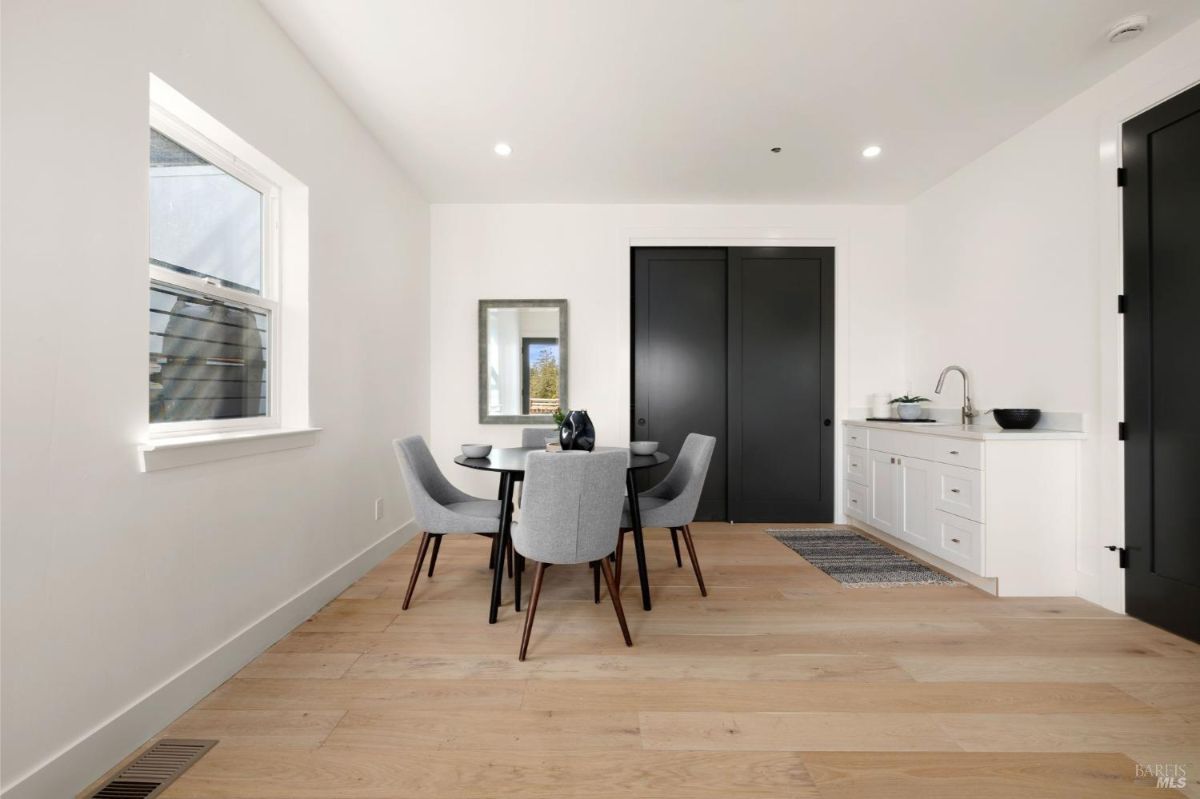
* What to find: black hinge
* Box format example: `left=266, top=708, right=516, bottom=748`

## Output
left=1117, top=294, right=1126, bottom=314
left=1118, top=421, right=1127, bottom=441
left=1116, top=167, right=1127, bottom=187
left=1105, top=545, right=1128, bottom=568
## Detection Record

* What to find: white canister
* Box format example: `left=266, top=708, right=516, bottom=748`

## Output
left=869, top=393, right=893, bottom=418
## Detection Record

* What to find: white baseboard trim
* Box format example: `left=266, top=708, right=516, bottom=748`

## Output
left=1, top=519, right=418, bottom=799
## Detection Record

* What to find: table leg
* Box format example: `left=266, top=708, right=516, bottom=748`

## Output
left=489, top=472, right=515, bottom=624
left=625, top=470, right=653, bottom=611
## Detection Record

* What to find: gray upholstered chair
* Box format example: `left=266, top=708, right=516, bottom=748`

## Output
left=512, top=450, right=631, bottom=660
left=521, top=427, right=557, bottom=448
left=616, top=433, right=716, bottom=596
left=392, top=435, right=503, bottom=610
left=517, top=427, right=557, bottom=509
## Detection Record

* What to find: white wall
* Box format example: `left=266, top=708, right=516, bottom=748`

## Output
left=904, top=20, right=1200, bottom=610
left=430, top=204, right=907, bottom=504
left=0, top=1, right=429, bottom=796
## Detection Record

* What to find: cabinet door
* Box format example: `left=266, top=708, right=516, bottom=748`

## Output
left=869, top=451, right=898, bottom=535
left=897, top=456, right=936, bottom=546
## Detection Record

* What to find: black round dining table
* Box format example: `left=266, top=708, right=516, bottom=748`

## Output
left=454, top=446, right=670, bottom=623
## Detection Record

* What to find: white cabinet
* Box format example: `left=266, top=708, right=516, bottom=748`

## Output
left=845, top=446, right=870, bottom=486
left=868, top=451, right=899, bottom=535
left=842, top=423, right=1080, bottom=597
left=933, top=461, right=984, bottom=523
left=898, top=456, right=936, bottom=547
left=845, top=482, right=868, bottom=521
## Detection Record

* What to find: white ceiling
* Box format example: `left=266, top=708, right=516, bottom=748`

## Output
left=261, top=0, right=1200, bottom=203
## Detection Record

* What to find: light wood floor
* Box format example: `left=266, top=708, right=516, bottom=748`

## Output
left=87, top=524, right=1200, bottom=798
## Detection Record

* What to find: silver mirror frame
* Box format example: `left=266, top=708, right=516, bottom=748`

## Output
left=478, top=299, right=568, bottom=424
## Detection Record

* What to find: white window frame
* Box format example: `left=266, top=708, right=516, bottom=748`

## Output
left=148, top=103, right=283, bottom=436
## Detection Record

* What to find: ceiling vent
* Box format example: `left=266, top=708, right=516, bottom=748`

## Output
left=1107, top=15, right=1148, bottom=43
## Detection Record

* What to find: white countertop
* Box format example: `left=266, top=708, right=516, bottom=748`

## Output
left=843, top=419, right=1086, bottom=441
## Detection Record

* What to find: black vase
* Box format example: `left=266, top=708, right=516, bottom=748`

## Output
left=559, top=410, right=596, bottom=452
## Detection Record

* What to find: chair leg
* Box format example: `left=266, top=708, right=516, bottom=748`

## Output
left=614, top=530, right=625, bottom=587
left=402, top=532, right=432, bottom=610
left=592, top=561, right=601, bottom=603
left=681, top=524, right=707, bottom=597
left=670, top=528, right=683, bottom=567
left=598, top=559, right=633, bottom=647
left=506, top=538, right=514, bottom=579
left=519, top=562, right=547, bottom=661
left=489, top=534, right=499, bottom=570
left=426, top=534, right=443, bottom=577
left=515, top=552, right=524, bottom=612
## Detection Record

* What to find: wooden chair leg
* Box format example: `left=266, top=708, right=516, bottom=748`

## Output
left=670, top=528, right=683, bottom=567
left=598, top=558, right=633, bottom=647
left=681, top=524, right=707, bottom=597
left=426, top=534, right=443, bottom=577
left=402, top=532, right=432, bottom=610
left=506, top=538, right=514, bottom=578
left=519, top=562, right=547, bottom=661
left=614, top=530, right=625, bottom=587
left=489, top=534, right=499, bottom=570
left=592, top=561, right=601, bottom=603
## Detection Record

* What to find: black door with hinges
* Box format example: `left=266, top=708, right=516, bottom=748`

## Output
left=1122, top=81, right=1200, bottom=643
left=631, top=247, right=834, bottom=522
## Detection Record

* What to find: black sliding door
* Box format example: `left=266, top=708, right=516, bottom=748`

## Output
left=1122, top=82, right=1200, bottom=643
left=631, top=246, right=834, bottom=523
left=728, top=248, right=834, bottom=521
left=632, top=248, right=728, bottom=520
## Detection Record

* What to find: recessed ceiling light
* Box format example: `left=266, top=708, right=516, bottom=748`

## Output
left=493, top=142, right=512, bottom=157
left=862, top=145, right=882, bottom=159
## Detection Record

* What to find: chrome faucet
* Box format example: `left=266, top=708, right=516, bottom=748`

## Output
left=935, top=365, right=978, bottom=425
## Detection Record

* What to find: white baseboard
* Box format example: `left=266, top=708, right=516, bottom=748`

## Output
left=1, top=520, right=418, bottom=799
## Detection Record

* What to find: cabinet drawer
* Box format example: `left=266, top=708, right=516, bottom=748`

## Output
left=933, top=509, right=984, bottom=574
left=934, top=462, right=984, bottom=523
left=933, top=437, right=983, bottom=469
left=845, top=482, right=868, bottom=521
left=845, top=426, right=870, bottom=450
left=870, top=429, right=936, bottom=460
left=845, top=446, right=870, bottom=486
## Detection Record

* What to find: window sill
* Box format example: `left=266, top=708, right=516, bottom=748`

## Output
left=139, top=427, right=321, bottom=472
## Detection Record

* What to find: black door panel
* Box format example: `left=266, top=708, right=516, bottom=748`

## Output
left=631, top=246, right=834, bottom=523
left=1123, top=82, right=1200, bottom=643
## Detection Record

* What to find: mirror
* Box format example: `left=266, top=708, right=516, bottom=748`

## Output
left=478, top=299, right=568, bottom=424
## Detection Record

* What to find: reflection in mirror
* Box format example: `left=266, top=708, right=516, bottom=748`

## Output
left=479, top=300, right=568, bottom=424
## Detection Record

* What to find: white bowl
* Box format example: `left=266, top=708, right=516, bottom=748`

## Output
left=461, top=444, right=492, bottom=458
left=629, top=441, right=658, bottom=456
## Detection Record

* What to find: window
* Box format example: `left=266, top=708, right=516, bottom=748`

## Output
left=148, top=108, right=279, bottom=432
left=521, top=338, right=560, bottom=415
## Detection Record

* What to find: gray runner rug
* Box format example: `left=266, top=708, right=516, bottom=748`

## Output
left=767, top=527, right=960, bottom=587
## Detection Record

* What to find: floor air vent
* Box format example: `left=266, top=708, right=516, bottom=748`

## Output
left=87, top=739, right=216, bottom=799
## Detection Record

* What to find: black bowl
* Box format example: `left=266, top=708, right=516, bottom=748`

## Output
left=993, top=408, right=1041, bottom=429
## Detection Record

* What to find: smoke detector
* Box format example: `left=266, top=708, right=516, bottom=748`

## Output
left=1107, top=15, right=1148, bottom=43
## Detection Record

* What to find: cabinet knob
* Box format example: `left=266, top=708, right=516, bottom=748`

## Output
left=951, top=537, right=961, bottom=544
left=949, top=450, right=960, bottom=455
left=637, top=418, right=647, bottom=426
left=950, top=488, right=960, bottom=494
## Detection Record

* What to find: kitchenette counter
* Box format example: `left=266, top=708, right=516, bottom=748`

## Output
left=843, top=419, right=1086, bottom=441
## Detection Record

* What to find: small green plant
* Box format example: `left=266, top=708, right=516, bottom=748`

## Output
left=889, top=395, right=930, bottom=404
left=552, top=408, right=566, bottom=426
